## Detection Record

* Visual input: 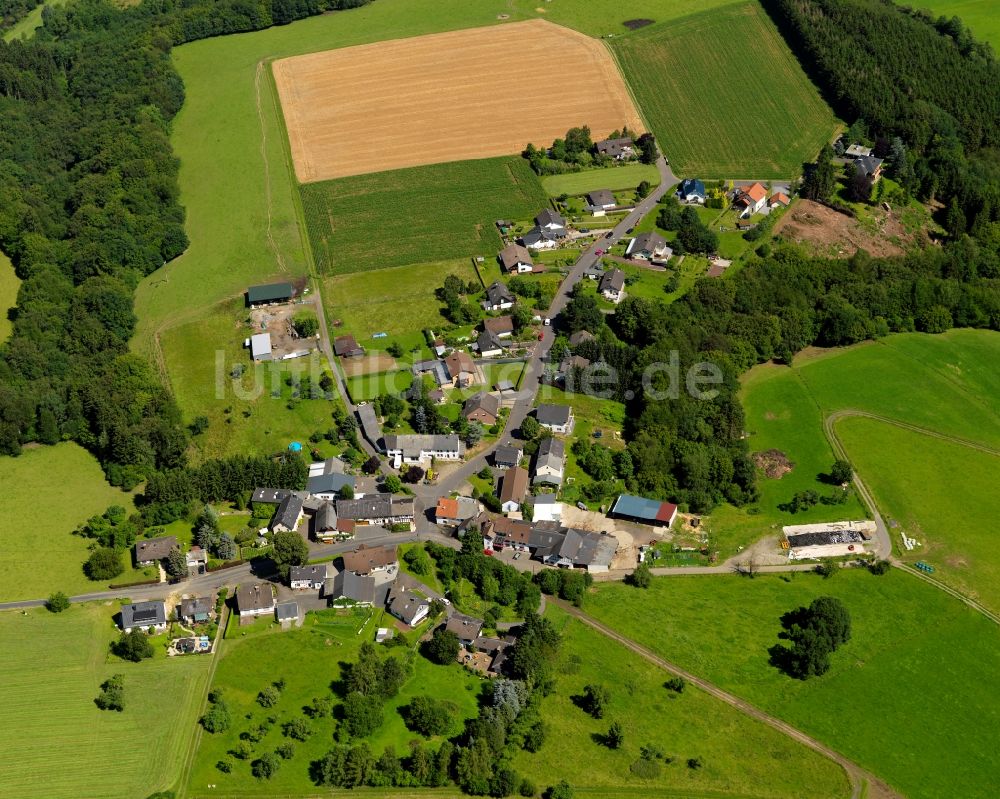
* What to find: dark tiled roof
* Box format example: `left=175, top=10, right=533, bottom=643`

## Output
left=134, top=536, right=177, bottom=563
left=121, top=601, right=166, bottom=629
left=341, top=544, right=397, bottom=574
left=536, top=404, right=571, bottom=426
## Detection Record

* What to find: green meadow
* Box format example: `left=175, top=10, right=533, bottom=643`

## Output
left=586, top=569, right=1000, bottom=799
left=2, top=0, right=68, bottom=42
left=541, top=163, right=661, bottom=197
left=508, top=0, right=746, bottom=37
left=0, top=443, right=134, bottom=602
left=0, top=603, right=211, bottom=799
left=513, top=605, right=850, bottom=797
left=0, top=251, right=18, bottom=342
left=917, top=0, right=1000, bottom=49
left=188, top=608, right=483, bottom=796
left=301, top=157, right=546, bottom=275
left=612, top=3, right=839, bottom=178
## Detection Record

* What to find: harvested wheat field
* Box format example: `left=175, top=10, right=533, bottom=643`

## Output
left=273, top=20, right=645, bottom=182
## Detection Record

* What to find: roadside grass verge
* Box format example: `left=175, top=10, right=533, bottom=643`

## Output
left=302, top=157, right=547, bottom=274
left=611, top=3, right=839, bottom=178
left=0, top=443, right=135, bottom=602
left=510, top=604, right=850, bottom=798
left=0, top=603, right=211, bottom=799
left=586, top=569, right=1000, bottom=799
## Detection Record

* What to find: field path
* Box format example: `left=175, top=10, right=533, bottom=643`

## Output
left=551, top=598, right=900, bottom=799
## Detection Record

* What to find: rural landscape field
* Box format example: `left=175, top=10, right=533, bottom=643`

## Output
left=2, top=0, right=1000, bottom=798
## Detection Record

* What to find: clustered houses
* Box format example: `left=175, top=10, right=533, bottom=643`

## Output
left=520, top=209, right=567, bottom=250
left=481, top=517, right=618, bottom=573
left=383, top=433, right=462, bottom=469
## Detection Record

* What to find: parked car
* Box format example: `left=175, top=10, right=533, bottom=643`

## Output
left=513, top=552, right=521, bottom=560
left=576, top=501, right=587, bottom=511
left=626, top=227, right=634, bottom=234
left=595, top=249, right=604, bottom=256
left=543, top=317, right=551, bottom=326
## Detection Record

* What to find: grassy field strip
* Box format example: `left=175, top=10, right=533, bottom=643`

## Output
left=541, top=163, right=661, bottom=196
left=611, top=3, right=839, bottom=178
left=0, top=250, right=19, bottom=341
left=0, top=604, right=211, bottom=799
left=0, top=443, right=134, bottom=602
left=914, top=0, right=1000, bottom=49
left=507, top=0, right=747, bottom=37
left=586, top=570, right=1000, bottom=799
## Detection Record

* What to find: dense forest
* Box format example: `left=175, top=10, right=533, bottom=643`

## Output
left=0, top=0, right=371, bottom=484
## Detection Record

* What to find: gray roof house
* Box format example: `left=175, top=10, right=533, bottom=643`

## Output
left=387, top=585, right=430, bottom=626
left=270, top=493, right=304, bottom=532
left=535, top=208, right=566, bottom=230
left=528, top=522, right=567, bottom=561
left=446, top=613, right=484, bottom=645
left=384, top=434, right=462, bottom=468
left=336, top=494, right=414, bottom=525
left=595, top=137, right=634, bottom=159
left=586, top=189, right=616, bottom=210
left=536, top=404, right=574, bottom=434
left=275, top=601, right=299, bottom=625
left=520, top=225, right=561, bottom=250
left=533, top=436, right=566, bottom=486
left=134, top=536, right=178, bottom=565
left=356, top=404, right=383, bottom=451
left=559, top=528, right=617, bottom=573
left=328, top=569, right=377, bottom=605
left=289, top=563, right=330, bottom=590
left=178, top=596, right=213, bottom=623
left=599, top=268, right=627, bottom=303
left=236, top=583, right=276, bottom=617
left=314, top=500, right=340, bottom=541
left=477, top=330, right=504, bottom=358
left=625, top=232, right=671, bottom=262
left=306, top=472, right=356, bottom=498
left=494, top=444, right=523, bottom=470
left=120, top=601, right=167, bottom=633
left=482, top=281, right=515, bottom=311
left=252, top=487, right=291, bottom=505
left=249, top=332, right=272, bottom=362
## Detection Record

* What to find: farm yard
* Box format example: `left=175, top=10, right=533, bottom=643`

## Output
left=302, top=157, right=546, bottom=274
left=0, top=604, right=210, bottom=799
left=511, top=605, right=851, bottom=798
left=587, top=569, right=1000, bottom=799
left=0, top=443, right=135, bottom=602
left=273, top=20, right=645, bottom=182
left=611, top=3, right=839, bottom=177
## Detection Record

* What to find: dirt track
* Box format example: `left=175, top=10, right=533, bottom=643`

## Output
left=273, top=20, right=645, bottom=182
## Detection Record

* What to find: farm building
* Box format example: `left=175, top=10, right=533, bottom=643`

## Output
left=356, top=404, right=383, bottom=450
left=783, top=520, right=876, bottom=559
left=334, top=334, right=365, bottom=358
left=246, top=282, right=293, bottom=307
left=610, top=494, right=678, bottom=527
left=336, top=494, right=415, bottom=526
left=249, top=332, right=272, bottom=362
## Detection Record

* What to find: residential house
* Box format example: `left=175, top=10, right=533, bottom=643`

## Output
left=336, top=494, right=415, bottom=527
left=133, top=536, right=178, bottom=566
left=625, top=232, right=671, bottom=263
left=499, top=466, right=530, bottom=513
left=249, top=332, right=272, bottom=362
left=677, top=178, right=706, bottom=204
left=313, top=500, right=342, bottom=543
left=446, top=613, right=484, bottom=646
left=595, top=137, right=634, bottom=160
left=383, top=434, right=462, bottom=468
left=270, top=493, right=304, bottom=533
left=236, top=583, right=275, bottom=618
left=569, top=330, right=595, bottom=346
left=536, top=404, right=574, bottom=434
left=498, top=243, right=535, bottom=274
left=532, top=494, right=563, bottom=523
left=493, top=444, right=522, bottom=470
left=178, top=597, right=213, bottom=624
left=734, top=182, right=768, bottom=218
left=435, top=496, right=481, bottom=527
left=356, top=404, right=383, bottom=451
left=599, top=268, right=626, bottom=303
left=387, top=585, right=430, bottom=627
left=289, top=563, right=329, bottom=590
left=483, top=316, right=514, bottom=339
left=482, top=281, right=515, bottom=311
left=327, top=568, right=377, bottom=606
left=520, top=225, right=561, bottom=250
left=463, top=392, right=500, bottom=426
left=246, top=282, right=293, bottom=307
left=120, top=601, right=168, bottom=633
left=445, top=350, right=479, bottom=387
left=586, top=189, right=616, bottom=215
left=844, top=143, right=872, bottom=158
left=341, top=544, right=399, bottom=583
left=333, top=334, right=365, bottom=358
left=609, top=494, right=679, bottom=527
left=306, top=472, right=356, bottom=499
left=483, top=516, right=533, bottom=552
left=855, top=154, right=884, bottom=182
left=185, top=546, right=208, bottom=575
left=252, top=487, right=293, bottom=506
left=582, top=264, right=605, bottom=281
left=275, top=601, right=299, bottom=626
left=532, top=436, right=566, bottom=486
left=433, top=338, right=447, bottom=356
left=476, top=330, right=504, bottom=358
left=535, top=208, right=566, bottom=232
left=527, top=522, right=567, bottom=562
left=413, top=358, right=453, bottom=389
left=769, top=192, right=790, bottom=209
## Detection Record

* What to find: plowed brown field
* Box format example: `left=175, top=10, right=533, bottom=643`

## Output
left=273, top=20, right=645, bottom=183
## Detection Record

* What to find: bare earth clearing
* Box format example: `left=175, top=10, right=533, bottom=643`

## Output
left=273, top=19, right=645, bottom=182
left=774, top=199, right=914, bottom=257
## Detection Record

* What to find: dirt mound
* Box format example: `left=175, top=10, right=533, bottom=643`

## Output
left=623, top=19, right=654, bottom=30
left=774, top=199, right=916, bottom=258
left=753, top=449, right=794, bottom=479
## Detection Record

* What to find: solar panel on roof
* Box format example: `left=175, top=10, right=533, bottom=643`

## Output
left=133, top=607, right=158, bottom=622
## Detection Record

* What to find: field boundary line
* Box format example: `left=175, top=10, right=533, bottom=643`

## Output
left=827, top=409, right=1000, bottom=457
left=255, top=60, right=289, bottom=274
left=552, top=598, right=899, bottom=799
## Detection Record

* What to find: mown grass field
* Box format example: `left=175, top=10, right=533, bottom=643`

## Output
left=301, top=157, right=546, bottom=274
left=0, top=603, right=211, bottom=799
left=189, top=608, right=484, bottom=795
left=512, top=605, right=850, bottom=797
left=541, top=163, right=661, bottom=197
left=586, top=569, right=1000, bottom=799
left=712, top=330, right=1000, bottom=559
left=837, top=416, right=1000, bottom=614
left=612, top=3, right=839, bottom=178
left=0, top=251, right=19, bottom=341
left=509, top=0, right=746, bottom=36
left=0, top=443, right=134, bottom=602
left=918, top=0, right=1000, bottom=49
left=159, top=299, right=340, bottom=459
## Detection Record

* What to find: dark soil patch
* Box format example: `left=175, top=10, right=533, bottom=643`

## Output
left=623, top=18, right=654, bottom=30
left=752, top=449, right=794, bottom=479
